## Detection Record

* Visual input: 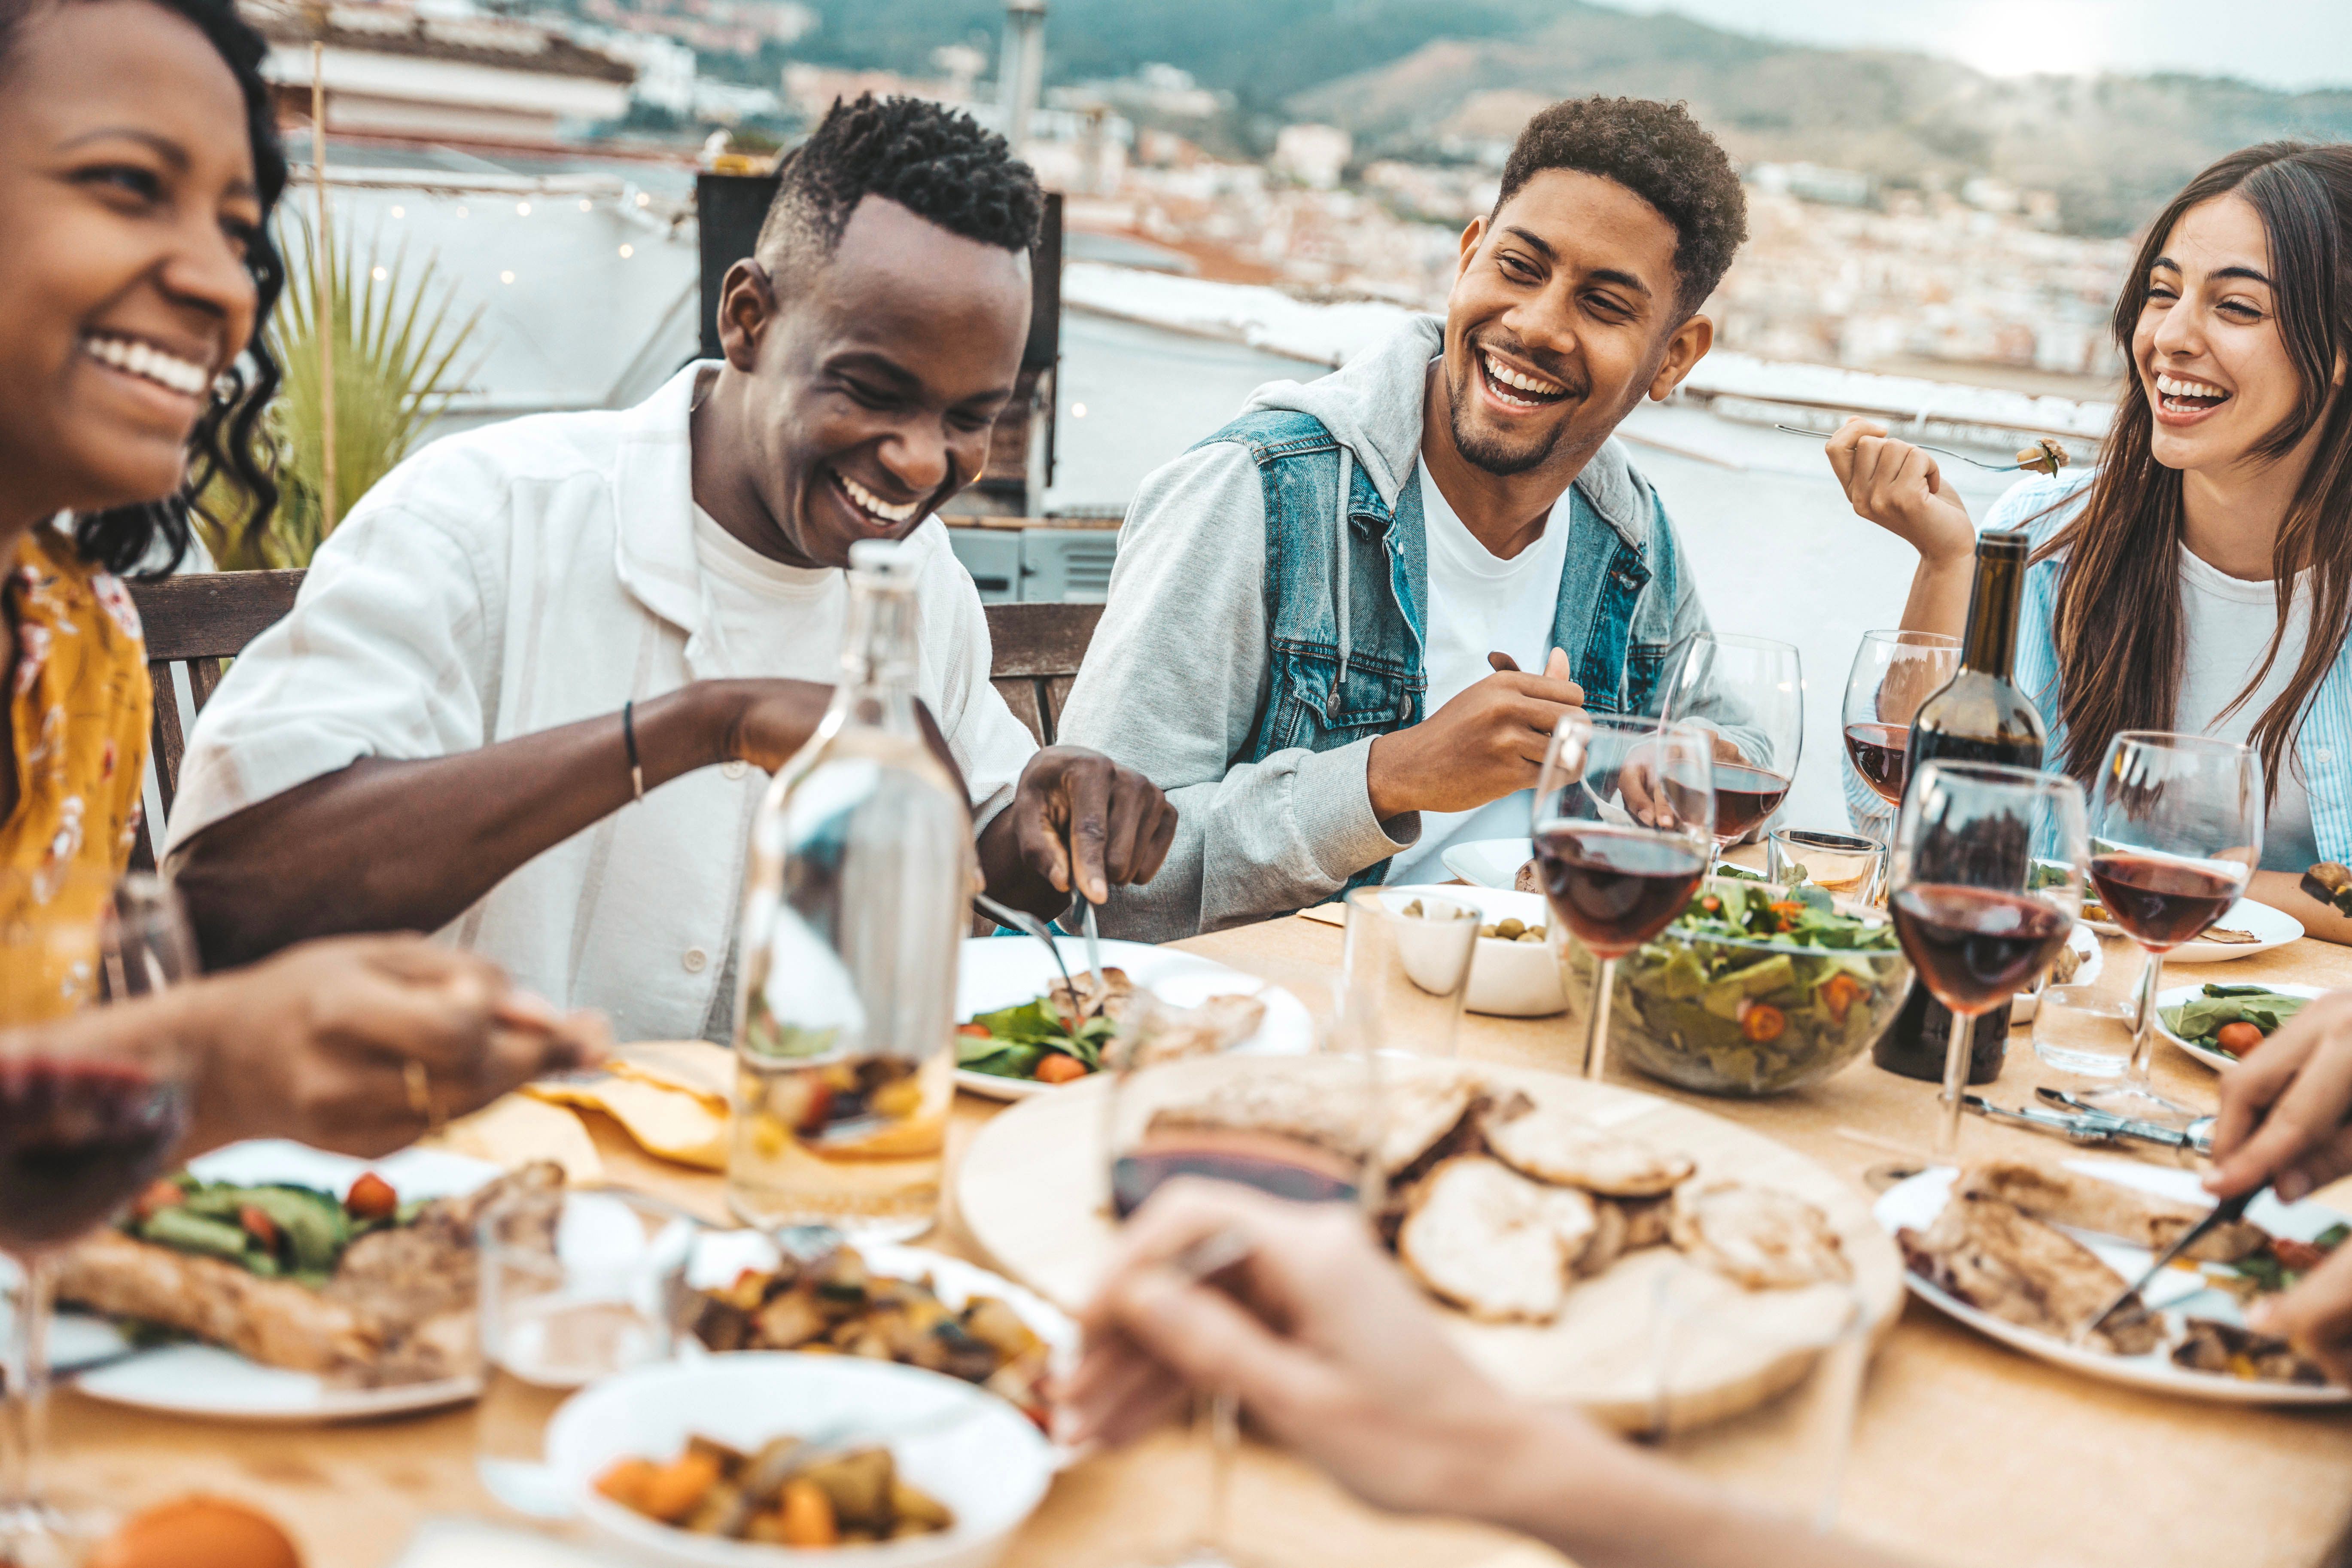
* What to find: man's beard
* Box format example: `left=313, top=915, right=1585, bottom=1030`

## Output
left=1444, top=354, right=1568, bottom=478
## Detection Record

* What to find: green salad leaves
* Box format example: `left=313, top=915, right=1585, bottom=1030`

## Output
left=956, top=998, right=1115, bottom=1081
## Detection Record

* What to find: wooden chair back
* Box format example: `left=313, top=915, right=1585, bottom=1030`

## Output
left=122, top=572, right=1106, bottom=863
left=127, top=568, right=306, bottom=869
left=984, top=601, right=1103, bottom=745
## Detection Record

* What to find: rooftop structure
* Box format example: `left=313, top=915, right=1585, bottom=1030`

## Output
left=243, top=0, right=634, bottom=146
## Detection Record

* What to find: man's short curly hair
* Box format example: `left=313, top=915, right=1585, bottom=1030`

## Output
left=1497, top=97, right=1747, bottom=316
left=756, top=94, right=1042, bottom=276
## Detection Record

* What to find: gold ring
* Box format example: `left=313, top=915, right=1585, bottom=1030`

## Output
left=404, top=1060, right=433, bottom=1120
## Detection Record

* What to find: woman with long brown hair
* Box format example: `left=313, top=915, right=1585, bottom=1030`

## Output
left=1830, top=140, right=2352, bottom=944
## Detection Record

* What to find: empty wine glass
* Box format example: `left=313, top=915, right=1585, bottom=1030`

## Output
left=2076, top=732, right=2261, bottom=1122
left=1101, top=973, right=1381, bottom=1568
left=1658, top=633, right=1803, bottom=863
left=0, top=874, right=197, bottom=1559
left=1840, top=630, right=1961, bottom=840
left=1887, top=763, right=2086, bottom=1158
left=1535, top=715, right=1715, bottom=1081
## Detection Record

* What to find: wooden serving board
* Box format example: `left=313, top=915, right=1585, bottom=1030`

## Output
left=956, top=1062, right=1904, bottom=1433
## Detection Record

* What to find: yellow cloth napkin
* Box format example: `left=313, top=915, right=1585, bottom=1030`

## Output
left=521, top=1042, right=736, bottom=1171
left=432, top=1092, right=605, bottom=1186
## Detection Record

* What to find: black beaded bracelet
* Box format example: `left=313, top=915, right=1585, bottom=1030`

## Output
left=622, top=699, right=645, bottom=802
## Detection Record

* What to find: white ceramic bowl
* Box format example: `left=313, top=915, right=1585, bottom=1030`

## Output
left=1387, top=884, right=1564, bottom=1017
left=547, top=1353, right=1053, bottom=1568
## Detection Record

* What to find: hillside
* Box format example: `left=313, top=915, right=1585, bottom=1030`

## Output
left=1287, top=9, right=2352, bottom=235
left=764, top=0, right=2352, bottom=237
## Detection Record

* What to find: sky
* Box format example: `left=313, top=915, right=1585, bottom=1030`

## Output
left=1591, top=0, right=2352, bottom=91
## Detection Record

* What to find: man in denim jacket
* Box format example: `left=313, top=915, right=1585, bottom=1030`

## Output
left=1058, top=97, right=1749, bottom=940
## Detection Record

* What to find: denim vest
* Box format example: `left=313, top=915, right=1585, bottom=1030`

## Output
left=1204, top=408, right=1686, bottom=887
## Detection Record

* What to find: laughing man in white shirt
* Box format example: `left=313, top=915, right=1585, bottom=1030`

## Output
left=163, top=97, right=1174, bottom=1042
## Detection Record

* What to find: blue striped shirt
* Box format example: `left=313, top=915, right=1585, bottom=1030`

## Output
left=1842, top=469, right=2352, bottom=867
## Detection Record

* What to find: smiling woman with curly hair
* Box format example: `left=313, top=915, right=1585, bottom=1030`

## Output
left=0, top=0, right=596, bottom=1164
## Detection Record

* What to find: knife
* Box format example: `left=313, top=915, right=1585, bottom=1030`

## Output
left=1962, top=1094, right=2121, bottom=1146
left=2034, top=1089, right=2215, bottom=1156
left=1081, top=896, right=1105, bottom=999
left=2073, top=1186, right=2264, bottom=1346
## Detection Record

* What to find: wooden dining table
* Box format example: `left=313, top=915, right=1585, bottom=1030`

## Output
left=46, top=905, right=2352, bottom=1568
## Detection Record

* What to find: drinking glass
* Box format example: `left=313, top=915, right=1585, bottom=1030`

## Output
left=1534, top=715, right=1715, bottom=1081
left=1886, top=762, right=2087, bottom=1158
left=1766, top=827, right=1886, bottom=903
left=0, top=874, right=197, bottom=1561
left=1840, top=630, right=1961, bottom=834
left=2074, top=731, right=2261, bottom=1121
left=1102, top=976, right=1381, bottom=1568
left=1340, top=887, right=1477, bottom=1058
left=1658, top=633, right=1803, bottom=862
left=475, top=1187, right=697, bottom=1520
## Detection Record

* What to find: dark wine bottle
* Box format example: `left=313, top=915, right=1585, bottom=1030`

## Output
left=1874, top=529, right=2050, bottom=1086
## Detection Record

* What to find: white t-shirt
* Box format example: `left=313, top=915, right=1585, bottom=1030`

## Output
left=2176, top=547, right=2319, bottom=874
left=1384, top=460, right=1572, bottom=886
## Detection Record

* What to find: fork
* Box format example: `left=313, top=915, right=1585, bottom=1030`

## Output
left=1771, top=423, right=2052, bottom=473
left=974, top=892, right=1076, bottom=1000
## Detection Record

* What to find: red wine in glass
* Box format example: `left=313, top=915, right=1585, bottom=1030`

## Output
left=0, top=1060, right=186, bottom=1253
left=2088, top=853, right=2242, bottom=950
left=1111, top=1130, right=1361, bottom=1219
left=1704, top=763, right=1791, bottom=843
left=1843, top=722, right=1908, bottom=806
left=1533, top=821, right=1709, bottom=960
left=1889, top=885, right=2074, bottom=1015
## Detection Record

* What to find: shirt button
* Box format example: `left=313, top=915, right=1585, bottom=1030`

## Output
left=683, top=948, right=709, bottom=974
left=721, top=760, right=749, bottom=780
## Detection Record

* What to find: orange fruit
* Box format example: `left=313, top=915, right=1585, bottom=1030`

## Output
left=89, top=1497, right=301, bottom=1568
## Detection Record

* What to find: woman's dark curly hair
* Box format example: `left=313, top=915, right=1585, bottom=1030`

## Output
left=0, top=0, right=286, bottom=576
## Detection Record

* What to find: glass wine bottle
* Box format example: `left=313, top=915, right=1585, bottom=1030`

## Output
left=727, top=539, right=973, bottom=1241
left=1872, top=529, right=2050, bottom=1086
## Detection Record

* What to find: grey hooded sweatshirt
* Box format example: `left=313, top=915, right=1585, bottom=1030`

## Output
left=1055, top=314, right=1712, bottom=942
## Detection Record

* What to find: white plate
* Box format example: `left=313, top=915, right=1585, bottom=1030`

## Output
left=64, top=1141, right=504, bottom=1422
left=549, top=1353, right=1054, bottom=1568
left=1440, top=837, right=1532, bottom=891
left=1874, top=1157, right=2350, bottom=1404
left=2081, top=897, right=2303, bottom=963
left=2155, top=980, right=2328, bottom=1073
left=955, top=935, right=1311, bottom=1100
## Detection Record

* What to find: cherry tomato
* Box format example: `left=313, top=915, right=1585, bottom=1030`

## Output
left=1034, top=1053, right=1089, bottom=1085
left=2215, top=1021, right=2265, bottom=1059
left=955, top=1023, right=992, bottom=1039
left=237, top=1204, right=280, bottom=1250
left=131, top=1178, right=182, bottom=1222
left=344, top=1170, right=399, bottom=1220
left=1819, top=973, right=1865, bottom=1024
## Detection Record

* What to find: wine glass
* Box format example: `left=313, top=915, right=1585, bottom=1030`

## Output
left=1101, top=973, right=1380, bottom=1568
left=1841, top=630, right=1962, bottom=852
left=2075, top=731, right=2261, bottom=1121
left=1658, top=633, right=1802, bottom=864
left=0, top=874, right=197, bottom=1558
left=1535, top=714, right=1715, bottom=1081
left=1887, top=763, right=2086, bottom=1158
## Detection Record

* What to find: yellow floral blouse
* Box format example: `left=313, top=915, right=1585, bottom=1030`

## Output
left=0, top=526, right=150, bottom=919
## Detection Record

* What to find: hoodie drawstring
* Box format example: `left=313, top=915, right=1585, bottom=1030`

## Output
left=1333, top=444, right=1353, bottom=696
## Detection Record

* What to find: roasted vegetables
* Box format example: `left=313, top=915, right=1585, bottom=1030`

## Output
left=692, top=1246, right=1051, bottom=1426
left=596, top=1435, right=954, bottom=1546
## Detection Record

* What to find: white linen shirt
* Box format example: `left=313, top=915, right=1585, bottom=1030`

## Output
left=164, top=363, right=1036, bottom=1041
